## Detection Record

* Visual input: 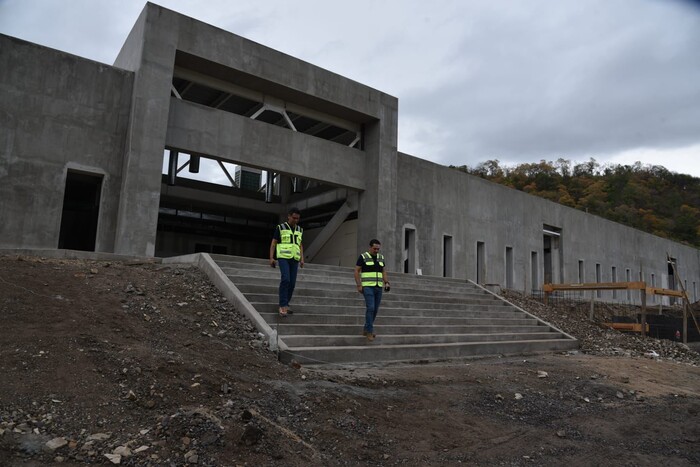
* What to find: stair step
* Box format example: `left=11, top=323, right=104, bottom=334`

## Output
left=272, top=323, right=548, bottom=336
left=246, top=294, right=504, bottom=309
left=203, top=254, right=578, bottom=365
left=279, top=339, right=579, bottom=365
left=254, top=304, right=527, bottom=317
left=234, top=282, right=490, bottom=298
left=261, top=312, right=536, bottom=326
left=282, top=332, right=562, bottom=346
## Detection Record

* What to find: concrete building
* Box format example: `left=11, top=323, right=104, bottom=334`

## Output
left=1, top=3, right=699, bottom=303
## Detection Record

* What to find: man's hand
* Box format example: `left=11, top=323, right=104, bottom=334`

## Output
left=356, top=285, right=363, bottom=293
left=300, top=259, right=305, bottom=268
left=269, top=259, right=276, bottom=268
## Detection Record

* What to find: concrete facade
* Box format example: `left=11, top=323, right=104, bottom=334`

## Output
left=1, top=3, right=698, bottom=302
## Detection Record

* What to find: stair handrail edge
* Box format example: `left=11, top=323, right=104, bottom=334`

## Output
left=467, top=280, right=578, bottom=342
left=162, top=253, right=288, bottom=352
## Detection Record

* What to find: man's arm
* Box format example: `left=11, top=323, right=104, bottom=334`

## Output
left=299, top=243, right=305, bottom=268
left=269, top=239, right=277, bottom=267
left=354, top=266, right=363, bottom=293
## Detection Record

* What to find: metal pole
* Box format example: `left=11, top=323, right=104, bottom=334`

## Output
left=683, top=301, right=688, bottom=344
left=167, top=150, right=178, bottom=186
left=640, top=289, right=647, bottom=338
left=265, top=171, right=274, bottom=203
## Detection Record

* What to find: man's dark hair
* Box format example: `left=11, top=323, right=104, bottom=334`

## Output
left=369, top=239, right=381, bottom=246
left=288, top=207, right=301, bottom=216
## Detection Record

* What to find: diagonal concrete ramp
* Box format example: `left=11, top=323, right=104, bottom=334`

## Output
left=165, top=253, right=578, bottom=365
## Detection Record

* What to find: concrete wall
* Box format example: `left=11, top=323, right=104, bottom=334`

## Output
left=112, top=4, right=179, bottom=257
left=165, top=99, right=366, bottom=190
left=396, top=152, right=700, bottom=299
left=1, top=4, right=698, bottom=304
left=0, top=35, right=133, bottom=252
left=305, top=219, right=358, bottom=267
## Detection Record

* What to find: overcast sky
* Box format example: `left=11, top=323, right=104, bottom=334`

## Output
left=2, top=0, right=700, bottom=177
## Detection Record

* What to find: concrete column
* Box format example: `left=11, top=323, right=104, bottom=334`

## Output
left=357, top=94, right=399, bottom=271
left=279, top=174, right=293, bottom=206
left=112, top=5, right=179, bottom=257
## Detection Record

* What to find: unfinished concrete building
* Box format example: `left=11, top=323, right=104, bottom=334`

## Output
left=2, top=3, right=699, bottom=305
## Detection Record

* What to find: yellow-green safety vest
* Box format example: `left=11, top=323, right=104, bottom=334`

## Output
left=276, top=222, right=303, bottom=261
left=360, top=252, right=384, bottom=287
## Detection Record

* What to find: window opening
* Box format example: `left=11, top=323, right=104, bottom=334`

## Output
left=58, top=171, right=102, bottom=252
left=505, top=246, right=514, bottom=289
left=476, top=241, right=485, bottom=284
left=443, top=235, right=453, bottom=278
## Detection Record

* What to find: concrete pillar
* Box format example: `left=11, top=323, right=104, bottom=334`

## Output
left=356, top=94, right=399, bottom=271
left=112, top=5, right=179, bottom=257
left=279, top=174, right=293, bottom=206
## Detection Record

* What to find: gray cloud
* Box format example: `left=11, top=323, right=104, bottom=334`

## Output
left=1, top=0, right=699, bottom=175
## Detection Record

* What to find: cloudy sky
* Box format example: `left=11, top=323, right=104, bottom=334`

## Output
left=1, top=0, right=700, bottom=177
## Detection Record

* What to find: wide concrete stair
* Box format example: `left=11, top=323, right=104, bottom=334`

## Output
left=210, top=255, right=578, bottom=365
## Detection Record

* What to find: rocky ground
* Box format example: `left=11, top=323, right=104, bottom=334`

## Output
left=0, top=254, right=699, bottom=466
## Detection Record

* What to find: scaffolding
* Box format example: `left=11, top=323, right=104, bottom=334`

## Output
left=542, top=281, right=695, bottom=341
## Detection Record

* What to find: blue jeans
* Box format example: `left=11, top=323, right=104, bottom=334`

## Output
left=362, top=286, right=383, bottom=334
left=278, top=258, right=299, bottom=307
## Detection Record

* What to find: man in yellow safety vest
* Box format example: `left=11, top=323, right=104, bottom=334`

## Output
left=269, top=207, right=304, bottom=317
left=354, top=239, right=390, bottom=341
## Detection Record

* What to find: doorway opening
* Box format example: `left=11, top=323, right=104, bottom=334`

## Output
left=476, top=241, right=485, bottom=284
left=443, top=235, right=453, bottom=277
left=404, top=227, right=416, bottom=273
left=668, top=257, right=677, bottom=305
left=58, top=171, right=102, bottom=251
left=543, top=225, right=562, bottom=284
left=505, top=246, right=514, bottom=289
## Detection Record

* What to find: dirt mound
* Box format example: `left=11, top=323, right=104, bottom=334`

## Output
left=1, top=255, right=699, bottom=466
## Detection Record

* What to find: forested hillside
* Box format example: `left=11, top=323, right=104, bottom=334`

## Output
left=452, top=159, right=700, bottom=248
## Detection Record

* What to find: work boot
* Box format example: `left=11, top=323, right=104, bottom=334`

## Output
left=366, top=333, right=375, bottom=342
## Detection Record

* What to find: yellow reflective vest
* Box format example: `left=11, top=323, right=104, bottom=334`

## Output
left=275, top=222, right=302, bottom=261
left=360, top=252, right=384, bottom=287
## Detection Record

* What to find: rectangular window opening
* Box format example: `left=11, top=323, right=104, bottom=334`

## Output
left=476, top=241, right=485, bottom=284
left=505, top=246, right=514, bottom=289
left=443, top=235, right=453, bottom=278
left=530, top=251, right=538, bottom=294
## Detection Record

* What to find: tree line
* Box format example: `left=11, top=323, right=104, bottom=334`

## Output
left=451, top=158, right=700, bottom=248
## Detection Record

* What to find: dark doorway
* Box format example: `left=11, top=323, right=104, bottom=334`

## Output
left=58, top=172, right=102, bottom=251
left=542, top=225, right=562, bottom=284
left=543, top=235, right=553, bottom=284
left=476, top=241, right=485, bottom=284
left=668, top=257, right=677, bottom=305
left=403, top=228, right=416, bottom=273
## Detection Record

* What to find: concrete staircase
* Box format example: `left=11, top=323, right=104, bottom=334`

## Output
left=210, top=254, right=578, bottom=365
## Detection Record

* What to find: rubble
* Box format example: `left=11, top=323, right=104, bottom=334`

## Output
left=0, top=256, right=698, bottom=466
left=502, top=290, right=700, bottom=366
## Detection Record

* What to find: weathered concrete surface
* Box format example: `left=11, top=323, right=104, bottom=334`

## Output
left=0, top=34, right=133, bottom=252
left=396, top=151, right=700, bottom=300
left=0, top=3, right=698, bottom=300
left=165, top=99, right=367, bottom=190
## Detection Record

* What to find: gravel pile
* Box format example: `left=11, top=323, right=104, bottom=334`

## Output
left=502, top=290, right=700, bottom=365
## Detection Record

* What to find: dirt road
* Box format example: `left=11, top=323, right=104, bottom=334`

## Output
left=1, top=255, right=698, bottom=466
